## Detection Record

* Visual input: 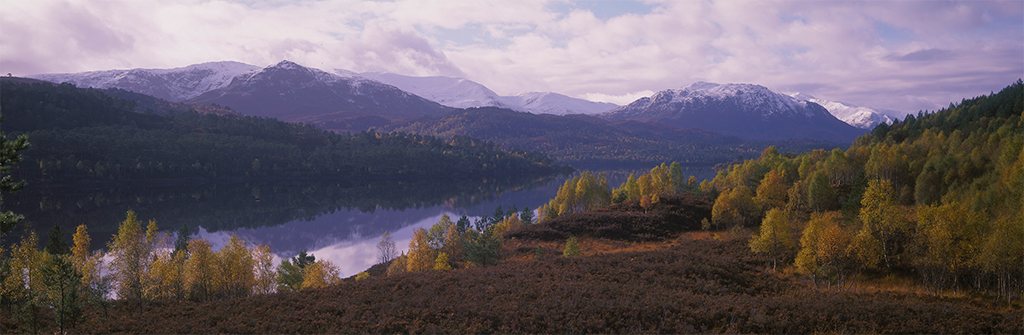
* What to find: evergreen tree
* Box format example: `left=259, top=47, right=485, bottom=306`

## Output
left=520, top=206, right=534, bottom=225
left=45, top=223, right=70, bottom=256
left=173, top=223, right=190, bottom=257
left=0, top=119, right=29, bottom=238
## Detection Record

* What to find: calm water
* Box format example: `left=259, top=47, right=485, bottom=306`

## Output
left=3, top=165, right=715, bottom=277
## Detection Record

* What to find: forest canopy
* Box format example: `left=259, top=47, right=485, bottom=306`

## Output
left=0, top=81, right=570, bottom=184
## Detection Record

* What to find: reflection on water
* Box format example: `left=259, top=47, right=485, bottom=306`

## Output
left=3, top=165, right=716, bottom=277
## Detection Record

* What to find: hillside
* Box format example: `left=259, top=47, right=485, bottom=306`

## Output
left=185, top=61, right=453, bottom=125
left=601, top=82, right=865, bottom=142
left=394, top=107, right=846, bottom=167
left=703, top=80, right=1023, bottom=304
left=0, top=81, right=568, bottom=184
left=12, top=232, right=1019, bottom=334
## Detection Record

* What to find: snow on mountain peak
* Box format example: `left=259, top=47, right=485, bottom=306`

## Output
left=664, top=81, right=811, bottom=117
left=785, top=93, right=894, bottom=129
left=28, top=61, right=259, bottom=102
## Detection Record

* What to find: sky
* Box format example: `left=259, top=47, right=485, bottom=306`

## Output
left=1, top=0, right=1022, bottom=115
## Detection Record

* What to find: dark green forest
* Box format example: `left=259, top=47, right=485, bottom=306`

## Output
left=393, top=107, right=848, bottom=168
left=0, top=81, right=569, bottom=184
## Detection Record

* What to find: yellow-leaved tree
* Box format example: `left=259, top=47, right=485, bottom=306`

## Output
left=406, top=227, right=435, bottom=272
left=252, top=244, right=277, bottom=295
left=855, top=179, right=910, bottom=269
left=70, top=224, right=102, bottom=292
left=108, top=210, right=161, bottom=303
left=184, top=238, right=219, bottom=301
left=301, top=260, right=341, bottom=289
left=218, top=235, right=255, bottom=299
left=749, top=208, right=795, bottom=270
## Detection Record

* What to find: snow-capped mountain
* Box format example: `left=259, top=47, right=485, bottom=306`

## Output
left=185, top=60, right=452, bottom=122
left=352, top=72, right=617, bottom=115
left=500, top=92, right=618, bottom=115
left=600, top=82, right=865, bottom=142
left=788, top=93, right=894, bottom=129
left=29, top=61, right=259, bottom=102
left=354, top=72, right=516, bottom=110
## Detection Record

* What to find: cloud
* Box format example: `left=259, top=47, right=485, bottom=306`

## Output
left=1, top=0, right=1020, bottom=113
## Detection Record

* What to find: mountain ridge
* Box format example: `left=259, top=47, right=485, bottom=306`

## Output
left=600, top=82, right=866, bottom=142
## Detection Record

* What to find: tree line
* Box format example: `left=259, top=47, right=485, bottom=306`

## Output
left=1, top=211, right=350, bottom=332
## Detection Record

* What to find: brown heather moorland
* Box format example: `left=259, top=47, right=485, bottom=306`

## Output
left=4, top=195, right=1021, bottom=333
left=18, top=239, right=1020, bottom=333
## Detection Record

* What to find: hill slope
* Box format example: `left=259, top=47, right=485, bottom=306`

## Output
left=186, top=61, right=453, bottom=124
left=395, top=107, right=845, bottom=167
left=28, top=61, right=258, bottom=102
left=601, top=82, right=865, bottom=142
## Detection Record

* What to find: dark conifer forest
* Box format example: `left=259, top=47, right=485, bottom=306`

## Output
left=0, top=81, right=569, bottom=184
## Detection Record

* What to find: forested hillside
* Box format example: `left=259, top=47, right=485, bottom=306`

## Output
left=0, top=81, right=569, bottom=184
left=705, top=80, right=1022, bottom=300
left=395, top=107, right=845, bottom=167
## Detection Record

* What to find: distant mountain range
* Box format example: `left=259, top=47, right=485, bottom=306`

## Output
left=599, top=82, right=866, bottom=142
left=356, top=72, right=619, bottom=115
left=184, top=60, right=452, bottom=123
left=787, top=93, right=894, bottom=129
left=28, top=61, right=898, bottom=142
left=30, top=61, right=259, bottom=102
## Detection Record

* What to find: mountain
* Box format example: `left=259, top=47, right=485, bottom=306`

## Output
left=600, top=82, right=865, bottom=142
left=393, top=107, right=845, bottom=168
left=28, top=61, right=259, bottom=102
left=185, top=61, right=453, bottom=125
left=788, top=93, right=894, bottom=129
left=354, top=72, right=617, bottom=115
left=354, top=72, right=516, bottom=110
left=500, top=92, right=619, bottom=115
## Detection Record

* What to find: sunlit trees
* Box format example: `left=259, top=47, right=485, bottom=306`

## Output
left=856, top=179, right=910, bottom=269
left=749, top=208, right=795, bottom=270
left=219, top=235, right=255, bottom=299
left=539, top=171, right=610, bottom=220
left=71, top=224, right=102, bottom=292
left=277, top=250, right=315, bottom=292
left=407, top=227, right=435, bottom=272
left=301, top=260, right=341, bottom=289
left=915, top=201, right=985, bottom=294
left=711, top=185, right=758, bottom=228
left=107, top=210, right=161, bottom=302
left=563, top=236, right=581, bottom=257
left=795, top=212, right=853, bottom=289
left=979, top=213, right=1024, bottom=305
left=252, top=244, right=276, bottom=295
left=755, top=169, right=788, bottom=211
left=184, top=238, right=218, bottom=301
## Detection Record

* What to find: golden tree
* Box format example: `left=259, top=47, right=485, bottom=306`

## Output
left=218, top=235, right=255, bottom=299
left=71, top=224, right=102, bottom=291
left=857, top=179, right=910, bottom=269
left=107, top=210, right=161, bottom=302
left=252, top=244, right=277, bottom=295
left=301, top=260, right=341, bottom=289
left=749, top=208, right=795, bottom=270
left=406, top=228, right=435, bottom=272
left=184, top=238, right=219, bottom=301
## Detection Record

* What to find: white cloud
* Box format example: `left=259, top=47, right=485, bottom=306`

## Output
left=1, top=0, right=1020, bottom=112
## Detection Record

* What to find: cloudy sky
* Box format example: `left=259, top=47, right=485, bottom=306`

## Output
left=2, top=0, right=1021, bottom=114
